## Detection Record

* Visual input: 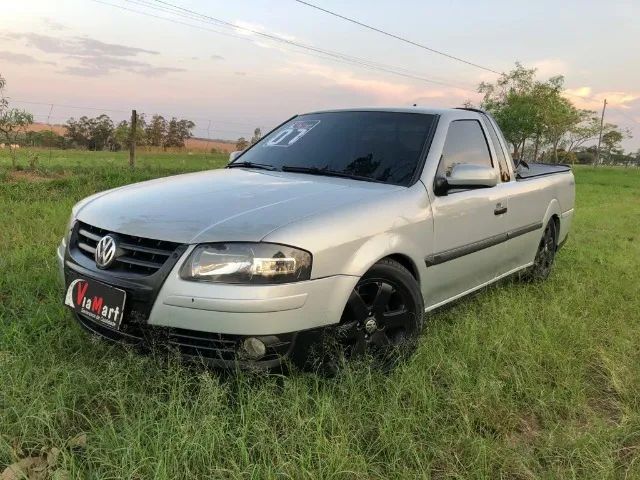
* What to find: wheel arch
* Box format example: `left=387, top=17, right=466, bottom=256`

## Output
left=382, top=253, right=420, bottom=283
left=542, top=199, right=562, bottom=237
left=338, top=232, right=425, bottom=287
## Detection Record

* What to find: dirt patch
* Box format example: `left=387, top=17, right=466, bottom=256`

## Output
left=506, top=414, right=541, bottom=448
left=6, top=170, right=70, bottom=183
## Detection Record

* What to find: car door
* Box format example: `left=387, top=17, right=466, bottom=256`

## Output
left=425, top=118, right=510, bottom=308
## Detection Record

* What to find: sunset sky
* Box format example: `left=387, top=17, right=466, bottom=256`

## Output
left=1, top=0, right=638, bottom=150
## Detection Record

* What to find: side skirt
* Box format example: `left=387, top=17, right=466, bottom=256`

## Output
left=424, top=262, right=533, bottom=313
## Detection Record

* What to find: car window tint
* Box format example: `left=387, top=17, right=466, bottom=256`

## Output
left=481, top=116, right=511, bottom=181
left=234, top=111, right=436, bottom=186
left=437, top=120, right=493, bottom=177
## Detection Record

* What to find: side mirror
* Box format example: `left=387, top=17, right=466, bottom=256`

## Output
left=434, top=164, right=498, bottom=196
left=228, top=151, right=242, bottom=163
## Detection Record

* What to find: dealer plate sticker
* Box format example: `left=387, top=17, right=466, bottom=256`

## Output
left=264, top=120, right=320, bottom=147
left=64, top=278, right=126, bottom=330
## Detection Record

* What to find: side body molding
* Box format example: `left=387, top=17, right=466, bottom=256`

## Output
left=425, top=221, right=542, bottom=266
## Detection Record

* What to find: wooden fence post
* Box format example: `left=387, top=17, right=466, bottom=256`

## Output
left=129, top=109, right=137, bottom=169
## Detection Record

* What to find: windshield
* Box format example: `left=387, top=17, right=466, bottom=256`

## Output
left=232, top=111, right=436, bottom=186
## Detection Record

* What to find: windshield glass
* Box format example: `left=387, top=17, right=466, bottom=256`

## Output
left=232, top=111, right=436, bottom=186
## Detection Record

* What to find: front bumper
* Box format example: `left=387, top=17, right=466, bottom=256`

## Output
left=58, top=240, right=357, bottom=368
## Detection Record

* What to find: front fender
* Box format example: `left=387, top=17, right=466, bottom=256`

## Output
left=339, top=231, right=425, bottom=284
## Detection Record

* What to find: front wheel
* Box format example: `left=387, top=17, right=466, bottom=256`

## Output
left=326, top=259, right=424, bottom=371
left=521, top=220, right=557, bottom=282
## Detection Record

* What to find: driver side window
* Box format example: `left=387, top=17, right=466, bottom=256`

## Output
left=437, top=120, right=493, bottom=178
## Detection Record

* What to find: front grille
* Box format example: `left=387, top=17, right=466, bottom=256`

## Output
left=75, top=222, right=181, bottom=275
left=75, top=313, right=293, bottom=364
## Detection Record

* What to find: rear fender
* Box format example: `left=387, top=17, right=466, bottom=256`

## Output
left=541, top=199, right=561, bottom=238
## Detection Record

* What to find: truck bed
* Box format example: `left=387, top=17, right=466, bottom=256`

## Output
left=516, top=162, right=572, bottom=180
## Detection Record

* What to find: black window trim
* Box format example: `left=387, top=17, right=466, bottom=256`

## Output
left=410, top=114, right=440, bottom=187
left=480, top=115, right=512, bottom=182
left=433, top=118, right=496, bottom=195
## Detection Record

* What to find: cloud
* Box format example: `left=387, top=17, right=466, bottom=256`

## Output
left=282, top=61, right=474, bottom=105
left=564, top=87, right=640, bottom=110
left=10, top=33, right=158, bottom=57
left=7, top=32, right=182, bottom=77
left=65, top=58, right=184, bottom=77
left=531, top=58, right=569, bottom=77
left=41, top=18, right=69, bottom=32
left=233, top=20, right=296, bottom=42
left=0, top=51, right=51, bottom=65
left=232, top=20, right=295, bottom=53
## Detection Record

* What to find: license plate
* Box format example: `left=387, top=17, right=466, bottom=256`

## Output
left=64, top=277, right=126, bottom=330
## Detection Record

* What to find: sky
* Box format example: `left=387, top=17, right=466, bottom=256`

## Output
left=1, top=0, right=639, bottom=150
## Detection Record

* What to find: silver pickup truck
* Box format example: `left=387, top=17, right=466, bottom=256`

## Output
left=58, top=107, right=575, bottom=370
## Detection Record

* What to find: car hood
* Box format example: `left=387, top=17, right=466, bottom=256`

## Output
left=75, top=168, right=402, bottom=244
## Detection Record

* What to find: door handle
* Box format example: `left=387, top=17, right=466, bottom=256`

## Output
left=494, top=203, right=508, bottom=215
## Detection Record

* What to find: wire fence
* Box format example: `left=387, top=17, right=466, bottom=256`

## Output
left=9, top=98, right=275, bottom=153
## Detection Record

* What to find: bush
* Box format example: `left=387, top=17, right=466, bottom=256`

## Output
left=575, top=151, right=596, bottom=165
left=555, top=150, right=578, bottom=165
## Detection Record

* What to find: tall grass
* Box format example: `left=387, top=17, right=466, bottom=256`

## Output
left=1, top=152, right=639, bottom=478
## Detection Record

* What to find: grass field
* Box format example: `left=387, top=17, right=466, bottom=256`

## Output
left=1, top=150, right=639, bottom=479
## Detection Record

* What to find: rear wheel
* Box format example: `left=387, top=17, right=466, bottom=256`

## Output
left=328, top=259, right=424, bottom=371
left=522, top=220, right=557, bottom=282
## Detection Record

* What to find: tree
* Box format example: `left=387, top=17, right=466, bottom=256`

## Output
left=113, top=121, right=131, bottom=151
left=478, top=63, right=540, bottom=160
left=113, top=114, right=146, bottom=151
left=236, top=137, right=249, bottom=150
left=601, top=130, right=624, bottom=164
left=539, top=87, right=581, bottom=163
left=564, top=111, right=600, bottom=153
left=250, top=127, right=262, bottom=145
left=165, top=117, right=195, bottom=148
left=0, top=110, right=33, bottom=168
left=64, top=116, right=91, bottom=148
left=0, top=74, right=34, bottom=168
left=0, top=75, right=7, bottom=116
left=478, top=63, right=583, bottom=162
left=145, top=114, right=167, bottom=148
left=88, top=114, right=115, bottom=151
left=64, top=115, right=114, bottom=150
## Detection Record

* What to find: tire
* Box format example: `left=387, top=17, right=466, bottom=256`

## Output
left=521, top=219, right=558, bottom=282
left=322, top=258, right=424, bottom=372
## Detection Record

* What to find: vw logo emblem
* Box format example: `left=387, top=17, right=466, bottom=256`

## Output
left=95, top=235, right=118, bottom=269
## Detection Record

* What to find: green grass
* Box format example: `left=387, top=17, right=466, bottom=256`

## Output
left=1, top=150, right=639, bottom=479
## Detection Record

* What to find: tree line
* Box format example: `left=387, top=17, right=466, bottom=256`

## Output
left=64, top=114, right=195, bottom=151
left=0, top=74, right=198, bottom=153
left=475, top=63, right=635, bottom=165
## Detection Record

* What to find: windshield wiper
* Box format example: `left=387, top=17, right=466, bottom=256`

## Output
left=227, top=161, right=277, bottom=171
left=281, top=165, right=377, bottom=182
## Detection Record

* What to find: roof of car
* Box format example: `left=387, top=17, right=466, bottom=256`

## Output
left=303, top=106, right=487, bottom=117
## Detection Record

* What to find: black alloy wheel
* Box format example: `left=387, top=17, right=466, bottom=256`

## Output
left=524, top=220, right=557, bottom=281
left=332, top=259, right=424, bottom=370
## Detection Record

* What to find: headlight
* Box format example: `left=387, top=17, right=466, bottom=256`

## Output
left=180, top=243, right=312, bottom=284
